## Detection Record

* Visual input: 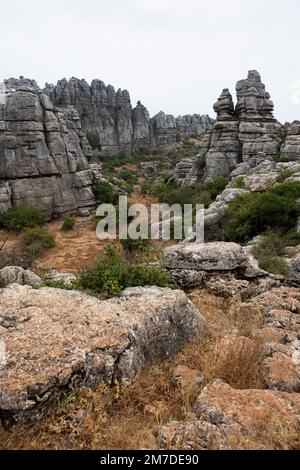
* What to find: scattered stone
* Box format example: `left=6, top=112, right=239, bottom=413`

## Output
left=159, top=380, right=300, bottom=450
left=43, top=270, right=77, bottom=286
left=172, top=365, right=204, bottom=389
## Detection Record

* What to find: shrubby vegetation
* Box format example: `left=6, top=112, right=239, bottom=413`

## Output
left=61, top=215, right=76, bottom=231
left=146, top=176, right=228, bottom=209
left=252, top=231, right=287, bottom=275
left=231, top=176, right=247, bottom=189
left=86, top=132, right=101, bottom=150
left=0, top=203, right=46, bottom=232
left=276, top=169, right=295, bottom=183
left=224, top=181, right=300, bottom=243
left=121, top=237, right=151, bottom=256
left=23, top=228, right=56, bottom=256
left=77, top=245, right=173, bottom=297
left=93, top=181, right=119, bottom=205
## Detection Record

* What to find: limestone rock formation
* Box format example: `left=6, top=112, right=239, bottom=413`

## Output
left=0, top=266, right=42, bottom=288
left=158, top=379, right=300, bottom=450
left=173, top=71, right=286, bottom=185
left=237, top=287, right=300, bottom=392
left=281, top=121, right=300, bottom=161
left=163, top=242, right=282, bottom=298
left=213, top=88, right=235, bottom=121
left=0, top=284, right=205, bottom=427
left=0, top=78, right=98, bottom=217
left=45, top=78, right=214, bottom=155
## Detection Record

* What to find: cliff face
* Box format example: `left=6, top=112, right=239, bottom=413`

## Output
left=174, top=71, right=288, bottom=185
left=45, top=78, right=214, bottom=155
left=0, top=78, right=98, bottom=217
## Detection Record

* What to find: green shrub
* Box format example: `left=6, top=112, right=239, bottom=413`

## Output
left=42, top=279, right=74, bottom=290
left=252, top=231, right=287, bottom=275
left=147, top=176, right=228, bottom=210
left=276, top=169, right=295, bottom=183
left=61, top=215, right=76, bottom=231
left=232, top=176, right=247, bottom=189
left=76, top=164, right=84, bottom=172
left=77, top=245, right=173, bottom=297
left=200, top=176, right=229, bottom=200
left=214, top=124, right=225, bottom=130
left=121, top=237, right=151, bottom=255
left=86, top=132, right=101, bottom=150
left=224, top=182, right=300, bottom=243
left=0, top=203, right=47, bottom=232
left=281, top=229, right=300, bottom=247
left=94, top=181, right=119, bottom=205
left=118, top=170, right=137, bottom=183
left=272, top=153, right=289, bottom=163
left=23, top=228, right=55, bottom=256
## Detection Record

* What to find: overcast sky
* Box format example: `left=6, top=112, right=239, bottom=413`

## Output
left=1, top=0, right=299, bottom=122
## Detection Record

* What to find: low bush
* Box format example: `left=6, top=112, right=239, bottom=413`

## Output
left=86, top=132, right=101, bottom=150
left=61, top=216, right=76, bottom=231
left=276, top=169, right=295, bottom=183
left=232, top=176, right=247, bottom=189
left=93, top=181, right=119, bottom=205
left=146, top=177, right=228, bottom=210
left=23, top=228, right=56, bottom=256
left=77, top=245, right=173, bottom=297
left=118, top=170, right=137, bottom=184
left=252, top=231, right=287, bottom=275
left=0, top=203, right=47, bottom=232
left=224, top=182, right=300, bottom=243
left=214, top=123, right=225, bottom=130
left=121, top=237, right=151, bottom=255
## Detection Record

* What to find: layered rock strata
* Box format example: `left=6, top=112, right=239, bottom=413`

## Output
left=45, top=77, right=213, bottom=155
left=0, top=78, right=99, bottom=217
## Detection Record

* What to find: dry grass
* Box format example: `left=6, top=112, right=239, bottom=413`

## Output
left=0, top=290, right=274, bottom=450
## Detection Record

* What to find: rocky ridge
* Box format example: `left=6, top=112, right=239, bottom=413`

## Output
left=0, top=78, right=101, bottom=218
left=173, top=70, right=288, bottom=185
left=45, top=77, right=213, bottom=155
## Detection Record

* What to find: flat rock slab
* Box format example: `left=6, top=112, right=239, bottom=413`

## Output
left=0, top=284, right=204, bottom=427
left=164, top=242, right=249, bottom=272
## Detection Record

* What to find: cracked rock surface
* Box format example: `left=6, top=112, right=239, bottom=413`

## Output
left=0, top=284, right=205, bottom=427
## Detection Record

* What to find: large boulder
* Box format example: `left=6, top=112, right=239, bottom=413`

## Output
left=158, top=380, right=300, bottom=450
left=163, top=242, right=281, bottom=298
left=164, top=242, right=249, bottom=272
left=0, top=284, right=205, bottom=427
left=0, top=266, right=42, bottom=288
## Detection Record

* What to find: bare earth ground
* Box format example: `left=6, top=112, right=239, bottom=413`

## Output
left=0, top=183, right=171, bottom=274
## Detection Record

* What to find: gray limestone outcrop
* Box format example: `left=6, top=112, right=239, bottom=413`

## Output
left=0, top=284, right=205, bottom=427
left=163, top=242, right=282, bottom=298
left=173, top=71, right=286, bottom=185
left=0, top=78, right=98, bottom=217
left=45, top=78, right=213, bottom=155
